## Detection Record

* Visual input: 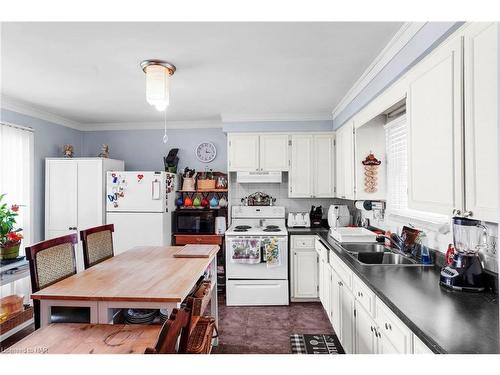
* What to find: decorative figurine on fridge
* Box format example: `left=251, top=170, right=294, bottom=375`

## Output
left=362, top=152, right=381, bottom=193
left=98, top=144, right=110, bottom=158
left=62, top=144, right=74, bottom=158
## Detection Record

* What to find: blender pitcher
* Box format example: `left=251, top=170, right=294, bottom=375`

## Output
left=452, top=217, right=488, bottom=254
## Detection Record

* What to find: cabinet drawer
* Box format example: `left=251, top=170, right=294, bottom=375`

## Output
left=375, top=299, right=412, bottom=354
left=329, top=252, right=352, bottom=290
left=292, top=236, right=315, bottom=249
left=174, top=235, right=223, bottom=245
left=353, top=276, right=375, bottom=317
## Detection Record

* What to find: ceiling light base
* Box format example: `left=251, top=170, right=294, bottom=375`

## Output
left=140, top=60, right=176, bottom=75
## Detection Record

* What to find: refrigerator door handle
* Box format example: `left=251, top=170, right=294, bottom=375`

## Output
left=152, top=179, right=161, bottom=200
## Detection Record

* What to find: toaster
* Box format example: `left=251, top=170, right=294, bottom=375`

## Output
left=287, top=212, right=311, bottom=228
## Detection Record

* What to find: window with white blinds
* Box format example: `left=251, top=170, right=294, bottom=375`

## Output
left=0, top=122, right=34, bottom=254
left=385, top=115, right=448, bottom=225
left=385, top=115, right=408, bottom=213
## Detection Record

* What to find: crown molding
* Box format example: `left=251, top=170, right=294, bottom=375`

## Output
left=80, top=120, right=222, bottom=131
left=221, top=112, right=332, bottom=123
left=1, top=96, right=84, bottom=131
left=331, top=22, right=426, bottom=122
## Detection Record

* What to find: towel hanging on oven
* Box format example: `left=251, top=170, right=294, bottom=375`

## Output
left=263, top=237, right=281, bottom=268
left=230, top=239, right=261, bottom=264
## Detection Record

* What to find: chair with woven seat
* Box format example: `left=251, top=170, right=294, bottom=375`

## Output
left=26, top=233, right=91, bottom=329
left=144, top=307, right=191, bottom=354
left=80, top=224, right=114, bottom=269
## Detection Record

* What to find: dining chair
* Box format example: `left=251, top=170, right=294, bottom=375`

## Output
left=80, top=224, right=115, bottom=269
left=144, top=307, right=191, bottom=354
left=25, top=233, right=91, bottom=329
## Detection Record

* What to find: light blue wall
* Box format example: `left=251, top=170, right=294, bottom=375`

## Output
left=332, top=22, right=464, bottom=129
left=222, top=120, right=333, bottom=133
left=1, top=108, right=83, bottom=242
left=82, top=128, right=228, bottom=173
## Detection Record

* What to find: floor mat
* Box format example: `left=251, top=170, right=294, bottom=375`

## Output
left=290, top=334, right=344, bottom=354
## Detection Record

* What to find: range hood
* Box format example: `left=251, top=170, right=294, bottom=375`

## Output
left=236, top=171, right=282, bottom=183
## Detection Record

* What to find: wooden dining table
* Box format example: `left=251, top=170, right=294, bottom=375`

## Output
left=4, top=323, right=162, bottom=354
left=30, top=245, right=219, bottom=342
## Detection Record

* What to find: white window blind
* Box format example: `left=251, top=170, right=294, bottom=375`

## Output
left=385, top=115, right=408, bottom=213
left=0, top=122, right=34, bottom=254
left=385, top=115, right=448, bottom=227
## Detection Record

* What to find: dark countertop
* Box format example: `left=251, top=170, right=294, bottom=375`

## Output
left=313, top=232, right=499, bottom=354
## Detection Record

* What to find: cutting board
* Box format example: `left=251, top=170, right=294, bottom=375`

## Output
left=173, top=245, right=219, bottom=258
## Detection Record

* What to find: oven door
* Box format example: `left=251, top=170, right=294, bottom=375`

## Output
left=226, top=236, right=288, bottom=279
left=173, top=210, right=215, bottom=234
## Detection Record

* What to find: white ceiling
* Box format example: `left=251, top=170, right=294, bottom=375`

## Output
left=1, top=22, right=402, bottom=127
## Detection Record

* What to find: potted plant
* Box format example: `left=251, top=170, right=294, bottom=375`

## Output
left=0, top=194, right=23, bottom=260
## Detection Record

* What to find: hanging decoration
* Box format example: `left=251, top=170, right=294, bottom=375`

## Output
left=362, top=152, right=381, bottom=193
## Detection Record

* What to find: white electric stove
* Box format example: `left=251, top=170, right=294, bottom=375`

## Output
left=225, top=206, right=289, bottom=306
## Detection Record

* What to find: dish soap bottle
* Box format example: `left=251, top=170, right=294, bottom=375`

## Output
left=416, top=232, right=432, bottom=265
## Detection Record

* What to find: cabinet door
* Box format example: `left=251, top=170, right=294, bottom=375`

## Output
left=289, top=135, right=313, bottom=197
left=335, top=123, right=355, bottom=199
left=77, top=160, right=104, bottom=230
left=355, top=302, right=377, bottom=354
left=318, top=251, right=325, bottom=304
left=322, top=261, right=332, bottom=319
left=464, top=23, right=498, bottom=223
left=260, top=134, right=289, bottom=171
left=407, top=36, right=463, bottom=215
left=45, top=160, right=78, bottom=234
left=292, top=249, right=318, bottom=299
left=228, top=134, right=259, bottom=171
left=314, top=134, right=335, bottom=197
left=378, top=332, right=402, bottom=354
left=339, top=283, right=355, bottom=354
left=330, top=268, right=342, bottom=336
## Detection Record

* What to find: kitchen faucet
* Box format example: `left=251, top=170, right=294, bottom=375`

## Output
left=378, top=234, right=406, bottom=255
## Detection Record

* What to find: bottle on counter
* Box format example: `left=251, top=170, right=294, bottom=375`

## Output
left=416, top=232, right=432, bottom=265
left=445, top=244, right=455, bottom=265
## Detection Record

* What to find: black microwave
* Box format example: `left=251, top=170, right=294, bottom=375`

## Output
left=172, top=210, right=216, bottom=234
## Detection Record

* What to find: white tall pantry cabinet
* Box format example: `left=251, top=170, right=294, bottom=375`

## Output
left=45, top=158, right=124, bottom=271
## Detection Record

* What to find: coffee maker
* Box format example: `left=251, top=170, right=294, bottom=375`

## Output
left=440, top=217, right=488, bottom=292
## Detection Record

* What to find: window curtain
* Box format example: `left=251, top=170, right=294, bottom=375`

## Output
left=0, top=123, right=33, bottom=300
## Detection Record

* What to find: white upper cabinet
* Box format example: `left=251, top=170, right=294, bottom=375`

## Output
left=228, top=133, right=289, bottom=172
left=228, top=134, right=260, bottom=171
left=289, top=133, right=335, bottom=198
left=335, top=122, right=355, bottom=200
left=463, top=23, right=498, bottom=222
left=313, top=134, right=336, bottom=197
left=289, top=135, right=314, bottom=197
left=407, top=35, right=463, bottom=215
left=259, top=134, right=289, bottom=171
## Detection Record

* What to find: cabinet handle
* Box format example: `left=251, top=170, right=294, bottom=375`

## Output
left=452, top=208, right=462, bottom=216
left=463, top=210, right=473, bottom=218
left=388, top=324, right=392, bottom=331
left=370, top=326, right=374, bottom=332
left=385, top=323, right=388, bottom=330
left=68, top=226, right=76, bottom=230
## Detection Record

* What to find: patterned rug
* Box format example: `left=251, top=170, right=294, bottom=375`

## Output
left=290, top=334, right=344, bottom=354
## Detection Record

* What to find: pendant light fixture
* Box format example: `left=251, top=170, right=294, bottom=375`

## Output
left=140, top=60, right=176, bottom=143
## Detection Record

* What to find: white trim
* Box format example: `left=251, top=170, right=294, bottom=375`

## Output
left=331, top=22, right=426, bottom=121
left=80, top=120, right=222, bottom=131
left=1, top=96, right=83, bottom=131
left=221, top=112, right=332, bottom=123
left=0, top=121, right=34, bottom=132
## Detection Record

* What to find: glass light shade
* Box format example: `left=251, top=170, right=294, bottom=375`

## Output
left=145, top=64, right=170, bottom=111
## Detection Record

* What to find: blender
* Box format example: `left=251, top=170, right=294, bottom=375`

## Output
left=440, top=217, right=489, bottom=292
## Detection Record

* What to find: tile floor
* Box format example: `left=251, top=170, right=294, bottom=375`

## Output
left=212, top=297, right=336, bottom=354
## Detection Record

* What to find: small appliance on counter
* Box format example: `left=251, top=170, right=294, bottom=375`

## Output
left=288, top=212, right=311, bottom=228
left=327, top=204, right=350, bottom=229
left=309, top=206, right=323, bottom=227
left=440, top=217, right=489, bottom=292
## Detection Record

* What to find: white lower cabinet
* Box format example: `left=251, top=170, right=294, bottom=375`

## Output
left=355, top=301, right=377, bottom=354
left=323, top=246, right=434, bottom=354
left=291, top=236, right=319, bottom=301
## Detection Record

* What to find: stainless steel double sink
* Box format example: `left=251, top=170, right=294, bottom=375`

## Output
left=341, top=243, right=425, bottom=266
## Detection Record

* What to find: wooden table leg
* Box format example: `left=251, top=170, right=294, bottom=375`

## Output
left=209, top=256, right=218, bottom=347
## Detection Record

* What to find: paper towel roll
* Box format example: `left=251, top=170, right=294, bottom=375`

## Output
left=355, top=200, right=372, bottom=211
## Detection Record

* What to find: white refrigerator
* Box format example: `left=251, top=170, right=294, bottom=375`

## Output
left=106, top=171, right=177, bottom=254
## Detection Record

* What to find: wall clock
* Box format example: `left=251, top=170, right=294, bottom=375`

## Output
left=196, top=142, right=217, bottom=163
